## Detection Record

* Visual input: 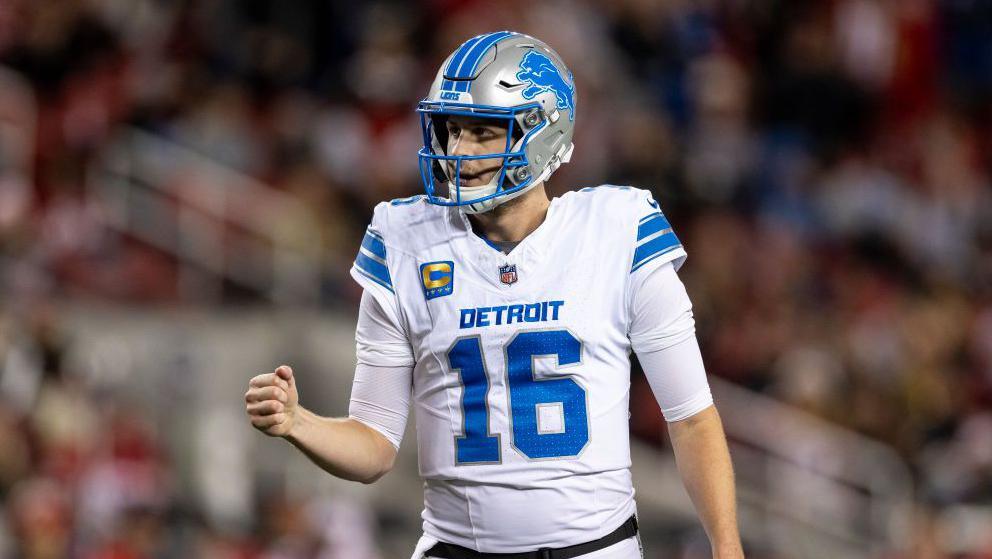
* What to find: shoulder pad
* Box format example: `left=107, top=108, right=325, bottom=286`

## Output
left=571, top=185, right=686, bottom=273
left=568, top=184, right=656, bottom=222
left=369, top=195, right=454, bottom=256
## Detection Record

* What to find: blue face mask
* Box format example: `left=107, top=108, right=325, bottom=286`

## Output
left=416, top=100, right=545, bottom=209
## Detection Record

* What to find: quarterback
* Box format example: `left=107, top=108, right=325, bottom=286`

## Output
left=246, top=32, right=744, bottom=558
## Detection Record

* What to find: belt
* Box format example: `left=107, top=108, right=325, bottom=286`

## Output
left=425, top=515, right=638, bottom=559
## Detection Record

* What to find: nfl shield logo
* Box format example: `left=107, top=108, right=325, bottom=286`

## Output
left=499, top=264, right=518, bottom=285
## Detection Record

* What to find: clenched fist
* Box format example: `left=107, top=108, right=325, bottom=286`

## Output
left=245, top=365, right=299, bottom=437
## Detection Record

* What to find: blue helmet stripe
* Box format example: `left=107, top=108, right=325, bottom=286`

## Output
left=452, top=32, right=506, bottom=77
left=442, top=33, right=487, bottom=91
left=455, top=31, right=515, bottom=92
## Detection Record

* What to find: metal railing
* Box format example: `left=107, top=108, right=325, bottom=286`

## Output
left=717, top=378, right=913, bottom=557
left=0, top=66, right=36, bottom=184
left=0, top=66, right=49, bottom=299
left=632, top=376, right=914, bottom=558
left=87, top=128, right=322, bottom=304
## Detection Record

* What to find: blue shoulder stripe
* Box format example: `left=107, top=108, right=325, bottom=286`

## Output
left=638, top=211, right=659, bottom=224
left=361, top=230, right=386, bottom=260
left=631, top=231, right=681, bottom=272
left=636, top=213, right=671, bottom=241
left=354, top=264, right=394, bottom=293
left=355, top=251, right=393, bottom=291
left=631, top=242, right=683, bottom=273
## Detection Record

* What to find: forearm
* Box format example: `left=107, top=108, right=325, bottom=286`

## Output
left=285, top=406, right=397, bottom=484
left=668, top=406, right=743, bottom=558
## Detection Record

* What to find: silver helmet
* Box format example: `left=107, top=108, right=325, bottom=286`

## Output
left=417, top=31, right=576, bottom=213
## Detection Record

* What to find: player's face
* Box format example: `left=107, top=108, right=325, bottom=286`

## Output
left=445, top=115, right=509, bottom=187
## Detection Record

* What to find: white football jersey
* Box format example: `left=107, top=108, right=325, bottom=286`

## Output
left=350, top=186, right=686, bottom=552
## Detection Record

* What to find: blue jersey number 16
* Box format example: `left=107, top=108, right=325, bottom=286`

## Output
left=447, top=330, right=589, bottom=464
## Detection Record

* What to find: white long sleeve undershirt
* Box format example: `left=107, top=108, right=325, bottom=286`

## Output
left=628, top=263, right=713, bottom=421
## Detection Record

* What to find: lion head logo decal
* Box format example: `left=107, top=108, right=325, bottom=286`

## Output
left=515, top=51, right=575, bottom=121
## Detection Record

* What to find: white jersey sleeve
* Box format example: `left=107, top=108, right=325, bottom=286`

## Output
left=348, top=291, right=413, bottom=449
left=355, top=289, right=415, bottom=368
left=628, top=262, right=713, bottom=422
left=348, top=204, right=416, bottom=448
left=350, top=202, right=406, bottom=336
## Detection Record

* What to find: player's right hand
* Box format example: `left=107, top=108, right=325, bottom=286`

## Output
left=245, top=365, right=299, bottom=437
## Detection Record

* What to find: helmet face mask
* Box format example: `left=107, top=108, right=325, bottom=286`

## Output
left=417, top=32, right=576, bottom=214
left=417, top=101, right=543, bottom=211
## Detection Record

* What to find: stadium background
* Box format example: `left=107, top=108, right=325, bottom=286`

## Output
left=1, top=0, right=991, bottom=557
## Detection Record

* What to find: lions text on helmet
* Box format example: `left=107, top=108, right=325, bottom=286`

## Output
left=417, top=31, right=576, bottom=214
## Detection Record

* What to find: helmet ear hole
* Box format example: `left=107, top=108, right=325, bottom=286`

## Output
left=511, top=125, right=524, bottom=144
left=429, top=114, right=451, bottom=182
left=430, top=115, right=450, bottom=154
left=431, top=160, right=448, bottom=182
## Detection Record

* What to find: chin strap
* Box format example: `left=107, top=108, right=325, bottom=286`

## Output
left=460, top=180, right=539, bottom=214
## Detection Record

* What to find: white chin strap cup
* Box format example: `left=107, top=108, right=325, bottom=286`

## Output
left=460, top=184, right=538, bottom=214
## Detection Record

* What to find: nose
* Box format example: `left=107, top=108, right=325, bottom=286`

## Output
left=449, top=135, right=482, bottom=158
left=448, top=137, right=497, bottom=181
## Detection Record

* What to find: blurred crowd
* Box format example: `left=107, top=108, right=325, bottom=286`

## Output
left=2, top=0, right=992, bottom=557
left=0, top=302, right=382, bottom=558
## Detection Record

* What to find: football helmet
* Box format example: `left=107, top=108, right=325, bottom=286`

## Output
left=417, top=31, right=576, bottom=213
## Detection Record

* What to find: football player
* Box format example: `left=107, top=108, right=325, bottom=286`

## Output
left=246, top=31, right=744, bottom=559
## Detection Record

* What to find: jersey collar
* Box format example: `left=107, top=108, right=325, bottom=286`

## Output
left=447, top=198, right=560, bottom=289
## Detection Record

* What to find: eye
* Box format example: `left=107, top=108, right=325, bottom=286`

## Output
left=446, top=123, right=461, bottom=137
left=473, top=127, right=494, bottom=139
